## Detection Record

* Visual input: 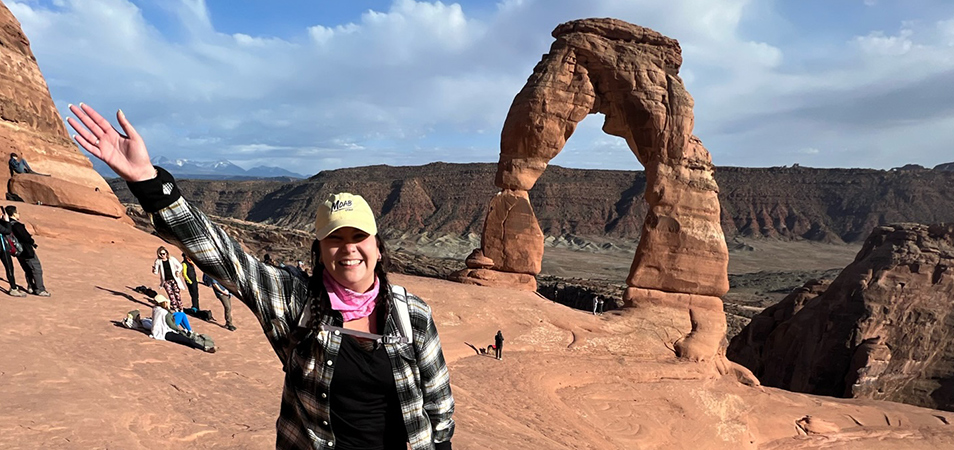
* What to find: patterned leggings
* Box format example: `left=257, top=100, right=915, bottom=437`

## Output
left=161, top=280, right=183, bottom=311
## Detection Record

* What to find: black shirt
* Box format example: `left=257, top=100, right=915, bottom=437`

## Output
left=330, top=335, right=407, bottom=450
left=162, top=260, right=174, bottom=282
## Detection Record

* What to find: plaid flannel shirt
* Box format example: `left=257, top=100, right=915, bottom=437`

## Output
left=129, top=167, right=455, bottom=450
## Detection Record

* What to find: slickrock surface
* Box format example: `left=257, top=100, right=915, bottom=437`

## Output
left=728, top=223, right=954, bottom=411
left=3, top=204, right=954, bottom=449
left=0, top=2, right=124, bottom=219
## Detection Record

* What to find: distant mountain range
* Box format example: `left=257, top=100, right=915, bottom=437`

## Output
left=109, top=161, right=954, bottom=244
left=92, top=156, right=306, bottom=180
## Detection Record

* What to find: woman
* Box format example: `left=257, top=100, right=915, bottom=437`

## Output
left=68, top=104, right=454, bottom=449
left=147, top=295, right=213, bottom=353
left=152, top=245, right=185, bottom=311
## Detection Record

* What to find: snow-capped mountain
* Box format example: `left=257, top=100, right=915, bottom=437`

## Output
left=91, top=156, right=306, bottom=180
left=151, top=156, right=249, bottom=177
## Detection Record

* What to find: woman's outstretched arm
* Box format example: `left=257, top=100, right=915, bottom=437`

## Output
left=68, top=103, right=307, bottom=363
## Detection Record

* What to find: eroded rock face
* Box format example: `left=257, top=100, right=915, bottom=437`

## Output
left=480, top=190, right=543, bottom=275
left=455, top=18, right=730, bottom=360
left=726, top=278, right=832, bottom=374
left=727, top=223, right=954, bottom=411
left=0, top=3, right=124, bottom=219
left=10, top=175, right=126, bottom=219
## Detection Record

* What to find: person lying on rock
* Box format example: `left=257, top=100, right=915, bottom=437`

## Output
left=68, top=103, right=455, bottom=450
left=145, top=295, right=214, bottom=352
left=8, top=153, right=35, bottom=175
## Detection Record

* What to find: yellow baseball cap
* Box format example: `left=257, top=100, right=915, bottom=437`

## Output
left=314, top=192, right=378, bottom=240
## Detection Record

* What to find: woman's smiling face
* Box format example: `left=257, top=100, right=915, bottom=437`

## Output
left=319, top=227, right=379, bottom=292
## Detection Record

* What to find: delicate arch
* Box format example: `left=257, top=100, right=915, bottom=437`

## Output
left=452, top=18, right=732, bottom=362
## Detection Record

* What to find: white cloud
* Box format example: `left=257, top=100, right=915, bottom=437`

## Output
left=855, top=29, right=914, bottom=56
left=10, top=0, right=954, bottom=176
left=939, top=19, right=954, bottom=46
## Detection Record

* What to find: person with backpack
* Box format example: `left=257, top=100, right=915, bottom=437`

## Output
left=0, top=207, right=25, bottom=297
left=181, top=252, right=201, bottom=310
left=152, top=245, right=185, bottom=310
left=70, top=103, right=455, bottom=450
left=6, top=206, right=50, bottom=297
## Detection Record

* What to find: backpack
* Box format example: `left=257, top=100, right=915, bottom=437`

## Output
left=133, top=285, right=159, bottom=298
left=4, top=233, right=22, bottom=256
left=121, top=309, right=142, bottom=329
left=184, top=307, right=215, bottom=322
left=192, top=333, right=216, bottom=352
left=389, top=285, right=413, bottom=345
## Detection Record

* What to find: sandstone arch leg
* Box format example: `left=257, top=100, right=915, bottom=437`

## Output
left=450, top=190, right=542, bottom=291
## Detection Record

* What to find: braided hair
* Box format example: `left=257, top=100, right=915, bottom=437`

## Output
left=307, top=235, right=394, bottom=333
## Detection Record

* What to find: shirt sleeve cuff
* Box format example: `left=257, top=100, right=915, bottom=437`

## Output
left=126, top=166, right=182, bottom=213
left=434, top=441, right=452, bottom=450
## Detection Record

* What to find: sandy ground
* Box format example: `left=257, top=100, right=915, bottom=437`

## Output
left=2, top=203, right=953, bottom=449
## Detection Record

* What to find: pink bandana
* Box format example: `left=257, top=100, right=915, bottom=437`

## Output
left=323, top=270, right=380, bottom=322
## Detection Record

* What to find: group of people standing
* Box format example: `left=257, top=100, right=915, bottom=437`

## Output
left=1, top=151, right=50, bottom=298
left=0, top=205, right=49, bottom=297
left=152, top=246, right=236, bottom=331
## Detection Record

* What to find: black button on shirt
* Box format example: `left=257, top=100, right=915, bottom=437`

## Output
left=330, top=335, right=408, bottom=450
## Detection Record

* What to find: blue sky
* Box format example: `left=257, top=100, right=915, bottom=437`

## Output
left=9, top=0, right=954, bottom=175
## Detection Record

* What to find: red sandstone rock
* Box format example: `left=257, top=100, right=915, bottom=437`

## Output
left=480, top=190, right=544, bottom=276
left=726, top=278, right=831, bottom=372
left=449, top=267, right=537, bottom=291
left=6, top=203, right=954, bottom=449
left=464, top=249, right=494, bottom=269
left=460, top=18, right=729, bottom=361
left=10, top=173, right=128, bottom=220
left=727, top=223, right=954, bottom=411
left=0, top=2, right=125, bottom=219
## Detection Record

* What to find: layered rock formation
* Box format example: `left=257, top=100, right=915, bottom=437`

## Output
left=727, top=223, right=954, bottom=411
left=111, top=164, right=954, bottom=246
left=0, top=2, right=125, bottom=219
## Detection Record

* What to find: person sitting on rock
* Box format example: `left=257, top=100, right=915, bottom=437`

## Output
left=8, top=153, right=35, bottom=175
left=148, top=295, right=214, bottom=352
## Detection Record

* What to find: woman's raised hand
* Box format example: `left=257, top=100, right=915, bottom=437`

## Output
left=67, top=103, right=156, bottom=182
